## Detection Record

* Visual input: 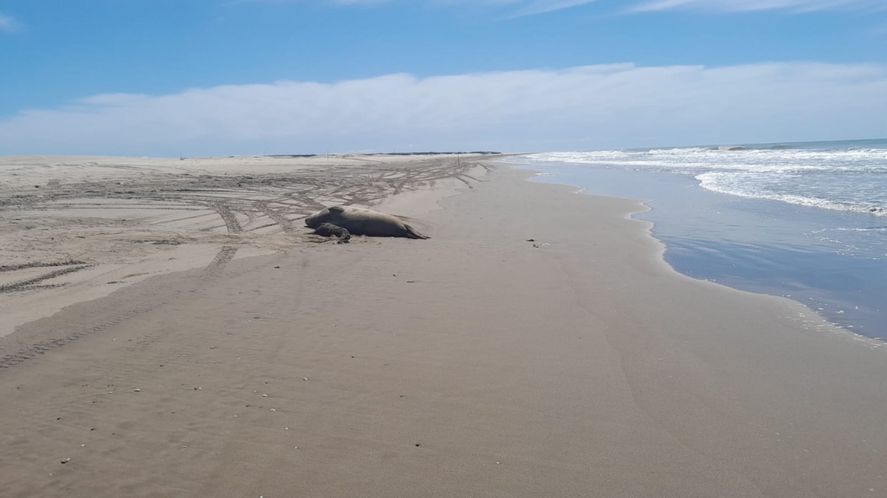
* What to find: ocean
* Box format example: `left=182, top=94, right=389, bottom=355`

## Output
left=510, top=138, right=887, bottom=339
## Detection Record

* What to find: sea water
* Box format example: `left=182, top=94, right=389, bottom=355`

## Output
left=510, top=139, right=887, bottom=339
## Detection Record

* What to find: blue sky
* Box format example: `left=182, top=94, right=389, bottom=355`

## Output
left=1, top=0, right=886, bottom=154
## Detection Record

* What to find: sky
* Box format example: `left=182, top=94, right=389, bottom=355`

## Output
left=0, top=0, right=886, bottom=155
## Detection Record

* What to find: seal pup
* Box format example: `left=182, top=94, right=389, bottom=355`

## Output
left=305, top=206, right=429, bottom=239
left=313, top=222, right=351, bottom=243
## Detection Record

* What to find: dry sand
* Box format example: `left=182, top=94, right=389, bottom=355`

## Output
left=1, top=156, right=886, bottom=497
left=0, top=154, right=483, bottom=337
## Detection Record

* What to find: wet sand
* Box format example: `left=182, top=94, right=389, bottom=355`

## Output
left=1, top=156, right=887, bottom=497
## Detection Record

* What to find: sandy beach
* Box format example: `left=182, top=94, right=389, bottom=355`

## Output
left=2, top=155, right=887, bottom=497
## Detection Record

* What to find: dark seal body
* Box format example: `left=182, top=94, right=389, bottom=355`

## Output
left=305, top=206, right=429, bottom=239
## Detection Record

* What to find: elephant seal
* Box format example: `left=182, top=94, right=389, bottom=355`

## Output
left=305, top=206, right=429, bottom=239
left=313, top=222, right=351, bottom=243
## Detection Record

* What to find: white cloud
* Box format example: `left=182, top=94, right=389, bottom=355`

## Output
left=238, top=0, right=885, bottom=15
left=230, top=0, right=597, bottom=16
left=631, top=0, right=884, bottom=13
left=0, top=13, right=20, bottom=33
left=1, top=62, right=886, bottom=156
left=510, top=0, right=598, bottom=17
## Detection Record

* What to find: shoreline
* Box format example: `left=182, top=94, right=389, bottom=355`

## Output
left=506, top=156, right=887, bottom=341
left=2, top=158, right=887, bottom=496
left=510, top=163, right=883, bottom=352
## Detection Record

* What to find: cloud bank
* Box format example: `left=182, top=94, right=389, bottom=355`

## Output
left=1, top=62, right=886, bottom=156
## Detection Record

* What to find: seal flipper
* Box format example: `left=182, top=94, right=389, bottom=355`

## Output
left=403, top=224, right=429, bottom=240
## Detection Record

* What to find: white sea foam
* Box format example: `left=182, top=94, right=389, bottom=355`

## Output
left=526, top=143, right=887, bottom=217
left=696, top=172, right=886, bottom=217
